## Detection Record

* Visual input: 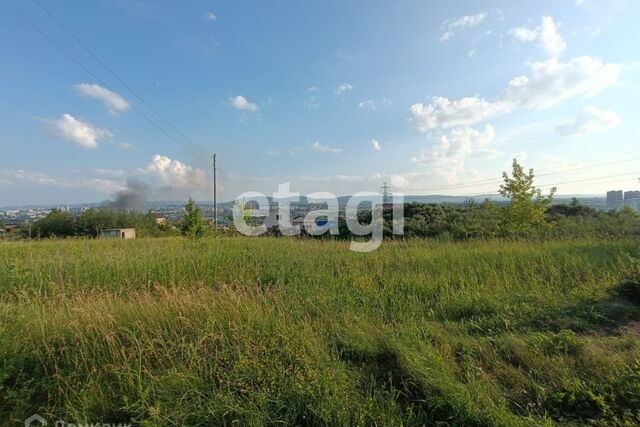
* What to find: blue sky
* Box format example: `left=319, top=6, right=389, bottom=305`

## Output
left=1, top=0, right=639, bottom=205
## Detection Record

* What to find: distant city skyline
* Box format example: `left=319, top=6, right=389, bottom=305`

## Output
left=1, top=0, right=639, bottom=206
left=607, top=189, right=640, bottom=210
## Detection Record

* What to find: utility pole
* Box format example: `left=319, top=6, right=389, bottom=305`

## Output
left=213, top=154, right=217, bottom=231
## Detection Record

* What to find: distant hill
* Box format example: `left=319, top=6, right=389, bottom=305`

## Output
left=1, top=194, right=608, bottom=211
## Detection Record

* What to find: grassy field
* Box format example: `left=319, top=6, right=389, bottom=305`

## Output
left=1, top=237, right=640, bottom=426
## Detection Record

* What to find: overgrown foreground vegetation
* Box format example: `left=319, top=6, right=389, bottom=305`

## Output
left=1, top=237, right=640, bottom=426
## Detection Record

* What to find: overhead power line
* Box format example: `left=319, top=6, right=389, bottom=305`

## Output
left=412, top=154, right=640, bottom=193
left=4, top=0, right=637, bottom=197
left=466, top=171, right=640, bottom=198
left=534, top=172, right=640, bottom=192
left=1, top=0, right=206, bottom=159
left=32, top=0, right=206, bottom=158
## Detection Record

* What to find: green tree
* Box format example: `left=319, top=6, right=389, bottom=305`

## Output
left=75, top=208, right=167, bottom=238
left=460, top=199, right=501, bottom=239
left=181, top=198, right=207, bottom=238
left=75, top=208, right=115, bottom=237
left=24, top=208, right=74, bottom=238
left=499, top=159, right=556, bottom=235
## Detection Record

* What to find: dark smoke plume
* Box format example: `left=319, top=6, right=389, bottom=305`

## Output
left=105, top=179, right=149, bottom=210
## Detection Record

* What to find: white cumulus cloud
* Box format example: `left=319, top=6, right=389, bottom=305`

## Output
left=142, top=154, right=207, bottom=189
left=358, top=98, right=391, bottom=110
left=229, top=95, right=259, bottom=112
left=556, top=106, right=622, bottom=136
left=205, top=11, right=217, bottom=22
left=439, top=31, right=454, bottom=42
left=371, top=139, right=382, bottom=151
left=410, top=97, right=505, bottom=132
left=511, top=27, right=538, bottom=42
left=439, top=12, right=488, bottom=41
left=448, top=12, right=488, bottom=29
left=312, top=142, right=342, bottom=153
left=359, top=100, right=377, bottom=110
left=74, top=83, right=131, bottom=114
left=410, top=56, right=621, bottom=131
left=335, top=82, right=353, bottom=95
left=411, top=124, right=499, bottom=183
left=510, top=16, right=566, bottom=57
left=47, top=113, right=112, bottom=149
left=0, top=169, right=124, bottom=193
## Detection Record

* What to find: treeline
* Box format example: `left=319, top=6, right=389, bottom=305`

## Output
left=298, top=159, right=640, bottom=241
left=14, top=160, right=640, bottom=241
left=19, top=199, right=210, bottom=239
left=19, top=208, right=176, bottom=239
left=381, top=160, right=638, bottom=240
left=391, top=160, right=639, bottom=240
left=260, top=199, right=640, bottom=242
left=389, top=199, right=639, bottom=240
left=16, top=200, right=640, bottom=242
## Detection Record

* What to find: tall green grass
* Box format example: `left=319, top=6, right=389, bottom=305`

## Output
left=1, top=237, right=639, bottom=425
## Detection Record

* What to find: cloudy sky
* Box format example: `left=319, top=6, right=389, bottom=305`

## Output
left=1, top=0, right=639, bottom=205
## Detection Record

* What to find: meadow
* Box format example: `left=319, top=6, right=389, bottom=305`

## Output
left=1, top=236, right=639, bottom=426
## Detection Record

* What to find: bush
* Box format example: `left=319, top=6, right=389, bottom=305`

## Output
left=18, top=208, right=174, bottom=240
left=20, top=209, right=74, bottom=238
left=76, top=208, right=164, bottom=238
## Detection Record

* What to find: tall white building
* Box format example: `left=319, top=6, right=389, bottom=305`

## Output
left=624, top=191, right=640, bottom=210
left=607, top=190, right=624, bottom=210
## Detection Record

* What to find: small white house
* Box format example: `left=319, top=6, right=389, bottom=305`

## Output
left=100, top=228, right=136, bottom=239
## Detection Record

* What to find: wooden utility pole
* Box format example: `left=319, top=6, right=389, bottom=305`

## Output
left=213, top=154, right=217, bottom=231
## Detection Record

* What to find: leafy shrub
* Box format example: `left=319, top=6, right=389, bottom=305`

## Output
left=545, top=385, right=610, bottom=420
